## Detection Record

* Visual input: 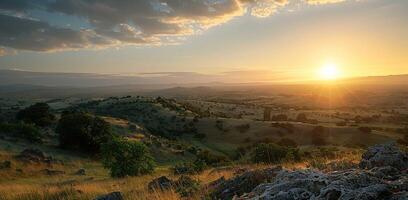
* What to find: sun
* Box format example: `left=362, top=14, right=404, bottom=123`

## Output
left=319, top=63, right=340, bottom=80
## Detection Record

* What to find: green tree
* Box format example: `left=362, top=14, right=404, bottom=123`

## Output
left=56, top=111, right=113, bottom=153
left=16, top=103, right=55, bottom=127
left=102, top=138, right=155, bottom=177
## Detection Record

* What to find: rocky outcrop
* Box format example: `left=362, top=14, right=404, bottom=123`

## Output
left=359, top=143, right=408, bottom=170
left=234, top=143, right=407, bottom=200
left=209, top=166, right=283, bottom=199
left=148, top=176, right=174, bottom=192
left=15, top=149, right=62, bottom=165
left=147, top=175, right=200, bottom=197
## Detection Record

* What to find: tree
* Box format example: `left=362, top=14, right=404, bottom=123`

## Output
left=102, top=137, right=155, bottom=177
left=16, top=103, right=55, bottom=127
left=56, top=111, right=114, bottom=153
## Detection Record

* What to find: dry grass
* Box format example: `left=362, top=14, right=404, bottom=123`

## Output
left=0, top=144, right=364, bottom=200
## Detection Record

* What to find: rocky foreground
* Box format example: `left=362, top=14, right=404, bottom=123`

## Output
left=96, top=143, right=407, bottom=200
left=209, top=143, right=407, bottom=200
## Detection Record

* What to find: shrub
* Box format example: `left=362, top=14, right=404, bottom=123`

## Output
left=102, top=137, right=155, bottom=177
left=196, top=150, right=229, bottom=166
left=251, top=143, right=300, bottom=164
left=173, top=159, right=206, bottom=175
left=0, top=122, right=43, bottom=143
left=16, top=103, right=55, bottom=127
left=56, top=111, right=114, bottom=153
left=174, top=176, right=201, bottom=197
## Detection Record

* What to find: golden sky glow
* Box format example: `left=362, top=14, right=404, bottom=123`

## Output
left=0, top=0, right=407, bottom=83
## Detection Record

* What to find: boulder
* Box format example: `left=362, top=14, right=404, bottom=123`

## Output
left=210, top=166, right=282, bottom=199
left=359, top=143, right=408, bottom=170
left=148, top=176, right=174, bottom=192
left=15, top=148, right=61, bottom=165
left=94, top=192, right=124, bottom=200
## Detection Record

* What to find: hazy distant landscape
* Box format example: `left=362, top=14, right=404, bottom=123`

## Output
left=0, top=70, right=407, bottom=199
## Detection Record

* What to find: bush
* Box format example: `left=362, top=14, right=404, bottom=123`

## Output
left=174, top=176, right=201, bottom=197
left=173, top=159, right=206, bottom=175
left=56, top=111, right=114, bottom=153
left=251, top=143, right=300, bottom=164
left=17, top=123, right=43, bottom=143
left=0, top=122, right=43, bottom=143
left=102, top=137, right=155, bottom=177
left=16, top=103, right=55, bottom=127
left=196, top=150, right=229, bottom=166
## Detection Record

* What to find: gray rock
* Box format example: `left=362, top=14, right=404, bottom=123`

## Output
left=15, top=148, right=61, bottom=165
left=94, top=192, right=124, bottom=200
left=359, top=143, right=408, bottom=170
left=148, top=176, right=174, bottom=192
left=237, top=143, right=408, bottom=200
left=210, top=166, right=282, bottom=200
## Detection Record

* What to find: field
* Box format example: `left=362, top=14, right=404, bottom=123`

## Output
left=0, top=84, right=407, bottom=199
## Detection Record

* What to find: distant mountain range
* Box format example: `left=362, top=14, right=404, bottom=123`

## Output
left=1, top=69, right=407, bottom=88
left=0, top=69, right=407, bottom=99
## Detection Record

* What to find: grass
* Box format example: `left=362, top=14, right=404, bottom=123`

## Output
left=0, top=141, right=364, bottom=200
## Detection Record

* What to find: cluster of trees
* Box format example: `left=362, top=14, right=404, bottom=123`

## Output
left=0, top=103, right=55, bottom=143
left=16, top=103, right=56, bottom=127
left=3, top=102, right=155, bottom=178
left=56, top=111, right=155, bottom=177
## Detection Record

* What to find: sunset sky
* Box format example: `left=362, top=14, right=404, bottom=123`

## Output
left=0, top=0, right=407, bottom=82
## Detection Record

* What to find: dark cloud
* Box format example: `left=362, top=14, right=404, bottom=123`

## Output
left=0, top=0, right=346, bottom=54
left=0, top=14, right=114, bottom=51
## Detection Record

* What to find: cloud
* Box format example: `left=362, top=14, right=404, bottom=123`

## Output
left=305, top=0, right=346, bottom=5
left=0, top=0, right=346, bottom=54
left=0, top=14, right=116, bottom=52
